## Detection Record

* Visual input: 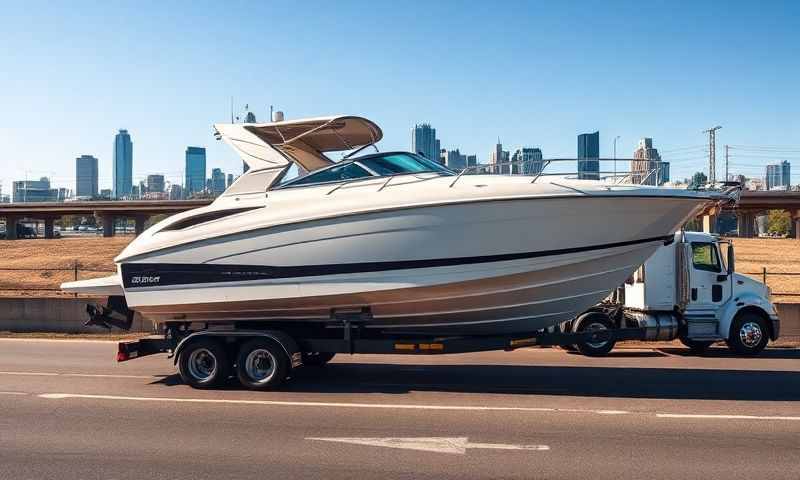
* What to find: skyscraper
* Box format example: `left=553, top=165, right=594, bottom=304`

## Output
left=211, top=168, right=226, bottom=196
left=75, top=154, right=99, bottom=198
left=12, top=177, right=59, bottom=203
left=146, top=174, right=165, bottom=193
left=512, top=148, right=544, bottom=175
left=227, top=173, right=234, bottom=188
left=411, top=124, right=441, bottom=163
left=444, top=149, right=467, bottom=171
left=765, top=160, right=791, bottom=190
left=185, top=147, right=207, bottom=197
left=113, top=129, right=133, bottom=198
left=490, top=140, right=510, bottom=174
left=577, top=131, right=600, bottom=180
left=632, top=138, right=667, bottom=185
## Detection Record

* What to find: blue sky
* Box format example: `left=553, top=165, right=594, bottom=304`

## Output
left=1, top=0, right=798, bottom=193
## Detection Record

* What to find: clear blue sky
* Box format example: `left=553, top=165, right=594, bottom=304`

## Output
left=1, top=0, right=798, bottom=193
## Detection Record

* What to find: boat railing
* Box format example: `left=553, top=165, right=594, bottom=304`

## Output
left=448, top=158, right=664, bottom=188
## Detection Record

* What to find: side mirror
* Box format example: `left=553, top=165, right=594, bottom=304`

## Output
left=727, top=244, right=735, bottom=274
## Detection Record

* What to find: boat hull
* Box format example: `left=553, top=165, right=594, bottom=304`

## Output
left=120, top=195, right=705, bottom=334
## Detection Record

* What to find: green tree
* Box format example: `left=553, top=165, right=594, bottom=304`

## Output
left=767, top=210, right=790, bottom=236
left=688, top=171, right=708, bottom=189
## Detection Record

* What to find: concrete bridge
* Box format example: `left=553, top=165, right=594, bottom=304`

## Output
left=0, top=199, right=213, bottom=239
left=709, top=190, right=800, bottom=238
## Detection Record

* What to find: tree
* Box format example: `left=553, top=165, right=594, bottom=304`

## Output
left=767, top=210, right=790, bottom=236
left=688, top=171, right=708, bottom=189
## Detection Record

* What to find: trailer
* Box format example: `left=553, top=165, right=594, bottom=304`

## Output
left=102, top=230, right=778, bottom=390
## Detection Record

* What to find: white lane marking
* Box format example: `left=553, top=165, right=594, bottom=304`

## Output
left=38, top=393, right=629, bottom=415
left=0, top=391, right=28, bottom=396
left=307, top=437, right=549, bottom=455
left=657, top=413, right=800, bottom=421
left=0, top=371, right=156, bottom=379
left=0, top=338, right=119, bottom=344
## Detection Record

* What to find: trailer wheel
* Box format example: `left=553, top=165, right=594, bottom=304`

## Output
left=177, top=338, right=230, bottom=389
left=575, top=312, right=616, bottom=357
left=302, top=352, right=336, bottom=367
left=236, top=338, right=290, bottom=390
left=679, top=337, right=714, bottom=354
left=726, top=313, right=769, bottom=356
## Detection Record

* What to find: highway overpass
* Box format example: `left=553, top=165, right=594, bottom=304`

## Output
left=0, top=199, right=213, bottom=239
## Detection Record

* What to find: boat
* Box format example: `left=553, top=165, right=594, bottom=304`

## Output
left=63, top=115, right=733, bottom=335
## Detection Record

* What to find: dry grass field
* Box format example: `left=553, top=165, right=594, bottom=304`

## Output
left=0, top=235, right=798, bottom=302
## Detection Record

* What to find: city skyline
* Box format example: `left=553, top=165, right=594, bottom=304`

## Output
left=2, top=2, right=798, bottom=192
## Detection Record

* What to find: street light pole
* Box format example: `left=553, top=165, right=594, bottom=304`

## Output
left=613, top=136, right=621, bottom=182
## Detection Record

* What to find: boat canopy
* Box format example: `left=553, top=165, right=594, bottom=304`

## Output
left=244, top=116, right=383, bottom=172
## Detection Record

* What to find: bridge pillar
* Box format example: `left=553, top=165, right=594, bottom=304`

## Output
left=43, top=217, right=55, bottom=239
left=702, top=214, right=718, bottom=234
left=4, top=215, right=19, bottom=240
left=100, top=214, right=115, bottom=237
left=134, top=215, right=148, bottom=236
left=736, top=211, right=756, bottom=238
left=792, top=210, right=800, bottom=240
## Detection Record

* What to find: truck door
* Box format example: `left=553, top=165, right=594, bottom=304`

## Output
left=688, top=241, right=731, bottom=309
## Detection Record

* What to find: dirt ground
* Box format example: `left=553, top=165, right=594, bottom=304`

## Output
left=0, top=235, right=798, bottom=302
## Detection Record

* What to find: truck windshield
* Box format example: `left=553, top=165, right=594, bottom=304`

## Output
left=691, top=242, right=721, bottom=273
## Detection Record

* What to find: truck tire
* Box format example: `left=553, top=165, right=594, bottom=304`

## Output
left=302, top=352, right=336, bottom=367
left=679, top=337, right=714, bottom=354
left=177, top=338, right=230, bottom=389
left=236, top=338, right=290, bottom=390
left=726, top=313, right=769, bottom=356
left=575, top=312, right=616, bottom=357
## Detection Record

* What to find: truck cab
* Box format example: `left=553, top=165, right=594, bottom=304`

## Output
left=624, top=231, right=779, bottom=354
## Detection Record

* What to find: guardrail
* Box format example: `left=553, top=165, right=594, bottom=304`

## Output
left=740, top=268, right=800, bottom=297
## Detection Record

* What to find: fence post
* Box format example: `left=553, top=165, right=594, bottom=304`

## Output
left=762, top=266, right=767, bottom=285
left=74, top=260, right=78, bottom=299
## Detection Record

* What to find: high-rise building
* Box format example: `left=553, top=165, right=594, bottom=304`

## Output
left=168, top=184, right=183, bottom=200
left=411, top=124, right=441, bottom=163
left=12, top=177, right=59, bottom=203
left=227, top=173, right=234, bottom=188
left=765, top=161, right=791, bottom=190
left=444, top=149, right=467, bottom=171
left=75, top=155, right=99, bottom=198
left=185, top=146, right=207, bottom=196
left=466, top=155, right=477, bottom=168
left=632, top=138, right=668, bottom=185
left=490, top=139, right=510, bottom=174
left=211, top=168, right=226, bottom=196
left=512, top=148, right=544, bottom=176
left=577, top=131, right=600, bottom=180
left=146, top=174, right=165, bottom=193
left=112, top=129, right=133, bottom=198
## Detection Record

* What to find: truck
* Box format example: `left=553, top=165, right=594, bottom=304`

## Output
left=108, top=231, right=778, bottom=390
left=560, top=231, right=779, bottom=356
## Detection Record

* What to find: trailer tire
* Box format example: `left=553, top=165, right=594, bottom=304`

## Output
left=236, top=338, right=290, bottom=390
left=726, top=313, right=769, bottom=356
left=302, top=352, right=336, bottom=367
left=575, top=312, right=616, bottom=357
left=177, top=338, right=230, bottom=389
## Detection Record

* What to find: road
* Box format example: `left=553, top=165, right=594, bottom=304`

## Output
left=0, top=339, right=798, bottom=480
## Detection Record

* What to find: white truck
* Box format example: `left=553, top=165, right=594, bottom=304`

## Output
left=561, top=231, right=780, bottom=356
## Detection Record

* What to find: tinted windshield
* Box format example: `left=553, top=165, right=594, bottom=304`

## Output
left=277, top=152, right=453, bottom=189
left=358, top=153, right=453, bottom=176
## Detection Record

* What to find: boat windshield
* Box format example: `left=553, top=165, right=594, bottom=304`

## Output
left=276, top=152, right=453, bottom=189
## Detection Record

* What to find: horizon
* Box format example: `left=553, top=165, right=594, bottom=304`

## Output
left=2, top=1, right=799, bottom=194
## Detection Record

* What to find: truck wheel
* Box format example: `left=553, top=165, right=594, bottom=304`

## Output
left=726, top=313, right=769, bottom=356
left=177, top=338, right=230, bottom=389
left=236, top=338, right=290, bottom=390
left=679, top=337, right=714, bottom=354
left=575, top=313, right=616, bottom=357
left=302, top=352, right=336, bottom=367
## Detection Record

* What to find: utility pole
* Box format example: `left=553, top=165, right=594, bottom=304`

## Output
left=703, top=126, right=722, bottom=184
left=724, top=144, right=729, bottom=182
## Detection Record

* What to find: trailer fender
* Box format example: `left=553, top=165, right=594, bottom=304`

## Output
left=173, top=330, right=302, bottom=368
left=718, top=294, right=778, bottom=340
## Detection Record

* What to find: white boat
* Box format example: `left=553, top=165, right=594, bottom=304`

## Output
left=63, top=115, right=730, bottom=335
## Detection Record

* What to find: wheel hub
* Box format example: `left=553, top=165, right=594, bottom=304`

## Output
left=187, top=348, right=217, bottom=381
left=245, top=349, right=276, bottom=383
left=739, top=322, right=763, bottom=348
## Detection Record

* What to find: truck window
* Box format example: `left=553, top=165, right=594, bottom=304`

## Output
left=691, top=242, right=721, bottom=272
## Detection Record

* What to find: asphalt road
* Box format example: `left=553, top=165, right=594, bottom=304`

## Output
left=0, top=339, right=798, bottom=480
